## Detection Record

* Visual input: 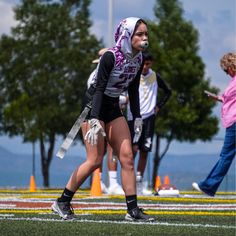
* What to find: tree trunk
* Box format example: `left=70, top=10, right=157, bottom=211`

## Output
left=40, top=131, right=55, bottom=188
left=152, top=132, right=173, bottom=189
left=152, top=135, right=161, bottom=188
left=42, top=164, right=49, bottom=187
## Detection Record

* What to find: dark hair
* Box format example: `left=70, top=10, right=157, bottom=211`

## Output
left=142, top=52, right=153, bottom=61
left=133, top=18, right=147, bottom=34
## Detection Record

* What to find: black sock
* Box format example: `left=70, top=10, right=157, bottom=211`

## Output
left=125, top=195, right=138, bottom=211
left=58, top=188, right=75, bottom=202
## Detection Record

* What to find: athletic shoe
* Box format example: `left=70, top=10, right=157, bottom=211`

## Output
left=142, top=188, right=153, bottom=196
left=192, top=182, right=214, bottom=197
left=136, top=181, right=143, bottom=196
left=108, top=183, right=124, bottom=195
left=136, top=179, right=152, bottom=196
left=136, top=174, right=143, bottom=196
left=125, top=207, right=155, bottom=222
left=101, top=181, right=108, bottom=194
left=192, top=182, right=202, bottom=193
left=51, top=200, right=75, bottom=220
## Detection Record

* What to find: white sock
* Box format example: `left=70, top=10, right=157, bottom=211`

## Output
left=108, top=171, right=118, bottom=186
left=136, top=171, right=142, bottom=182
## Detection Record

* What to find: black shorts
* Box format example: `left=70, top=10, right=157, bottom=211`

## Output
left=128, top=114, right=155, bottom=152
left=82, top=89, right=123, bottom=124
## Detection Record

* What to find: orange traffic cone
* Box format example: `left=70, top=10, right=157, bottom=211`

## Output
left=29, top=175, right=36, bottom=192
left=164, top=175, right=170, bottom=185
left=90, top=168, right=102, bottom=196
left=154, top=176, right=161, bottom=191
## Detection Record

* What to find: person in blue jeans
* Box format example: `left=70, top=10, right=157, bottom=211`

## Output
left=192, top=52, right=236, bottom=196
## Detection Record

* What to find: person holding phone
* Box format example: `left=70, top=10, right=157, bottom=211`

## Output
left=192, top=52, right=236, bottom=196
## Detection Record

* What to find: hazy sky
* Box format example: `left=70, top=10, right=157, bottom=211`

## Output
left=0, top=0, right=235, bottom=155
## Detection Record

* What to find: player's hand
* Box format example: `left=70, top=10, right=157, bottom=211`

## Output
left=84, top=119, right=106, bottom=145
left=133, top=118, right=143, bottom=143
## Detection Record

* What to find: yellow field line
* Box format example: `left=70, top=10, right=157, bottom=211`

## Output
left=0, top=189, right=89, bottom=193
left=0, top=209, right=235, bottom=216
left=0, top=194, right=235, bottom=204
left=0, top=189, right=235, bottom=195
left=0, top=189, right=235, bottom=204
left=181, top=191, right=236, bottom=195
left=117, top=196, right=236, bottom=203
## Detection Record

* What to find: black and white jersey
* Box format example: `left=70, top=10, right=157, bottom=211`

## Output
left=90, top=49, right=143, bottom=120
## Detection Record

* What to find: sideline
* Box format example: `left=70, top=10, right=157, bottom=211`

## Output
left=0, top=216, right=235, bottom=229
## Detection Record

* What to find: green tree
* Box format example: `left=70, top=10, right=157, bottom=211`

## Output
left=0, top=0, right=102, bottom=187
left=147, top=0, right=219, bottom=187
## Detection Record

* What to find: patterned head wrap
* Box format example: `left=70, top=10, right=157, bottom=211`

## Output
left=114, top=17, right=141, bottom=59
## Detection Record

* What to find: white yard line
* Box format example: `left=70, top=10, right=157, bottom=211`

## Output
left=1, top=198, right=236, bottom=207
left=0, top=204, right=16, bottom=208
left=0, top=214, right=14, bottom=217
left=0, top=217, right=235, bottom=229
left=0, top=198, right=235, bottom=211
left=0, top=206, right=235, bottom=211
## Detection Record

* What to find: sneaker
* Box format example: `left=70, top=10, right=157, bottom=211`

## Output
left=125, top=207, right=155, bottom=222
left=136, top=181, right=143, bottom=196
left=140, top=181, right=153, bottom=196
left=142, top=188, right=153, bottom=196
left=192, top=182, right=202, bottom=193
left=51, top=200, right=75, bottom=220
left=136, top=174, right=143, bottom=196
left=108, top=183, right=124, bottom=195
left=192, top=182, right=214, bottom=197
left=136, top=178, right=152, bottom=196
left=101, top=181, right=108, bottom=194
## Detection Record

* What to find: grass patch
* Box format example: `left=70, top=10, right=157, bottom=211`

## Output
left=0, top=214, right=235, bottom=236
left=0, top=189, right=235, bottom=236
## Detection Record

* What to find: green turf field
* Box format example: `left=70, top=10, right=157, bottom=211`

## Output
left=0, top=189, right=235, bottom=236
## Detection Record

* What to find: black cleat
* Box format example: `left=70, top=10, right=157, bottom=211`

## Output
left=125, top=207, right=155, bottom=222
left=51, top=200, right=75, bottom=220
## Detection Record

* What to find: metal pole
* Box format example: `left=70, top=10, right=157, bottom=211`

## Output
left=32, top=142, right=35, bottom=176
left=108, top=0, right=113, bottom=47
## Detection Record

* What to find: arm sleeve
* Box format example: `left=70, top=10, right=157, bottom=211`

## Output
left=90, top=51, right=115, bottom=119
left=156, top=73, right=172, bottom=109
left=128, top=64, right=143, bottom=119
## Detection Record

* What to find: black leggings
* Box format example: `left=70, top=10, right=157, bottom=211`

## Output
left=82, top=90, right=123, bottom=124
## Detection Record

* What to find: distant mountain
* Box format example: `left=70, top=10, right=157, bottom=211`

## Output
left=0, top=145, right=14, bottom=157
left=144, top=152, right=235, bottom=191
left=0, top=145, right=235, bottom=191
left=0, top=145, right=88, bottom=188
left=0, top=146, right=32, bottom=172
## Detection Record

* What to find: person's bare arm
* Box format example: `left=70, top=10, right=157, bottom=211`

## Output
left=204, top=90, right=223, bottom=102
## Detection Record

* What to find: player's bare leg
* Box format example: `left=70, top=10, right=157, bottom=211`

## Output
left=106, top=117, right=155, bottom=221
left=137, top=151, right=148, bottom=176
left=66, top=121, right=105, bottom=192
left=52, top=121, right=105, bottom=220
left=107, top=143, right=124, bottom=195
left=106, top=117, right=136, bottom=195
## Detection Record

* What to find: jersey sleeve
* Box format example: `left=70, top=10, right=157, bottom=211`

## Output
left=90, top=51, right=115, bottom=119
left=127, top=63, right=143, bottom=119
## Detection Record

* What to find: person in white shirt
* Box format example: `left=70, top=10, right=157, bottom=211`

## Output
left=127, top=52, right=172, bottom=195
